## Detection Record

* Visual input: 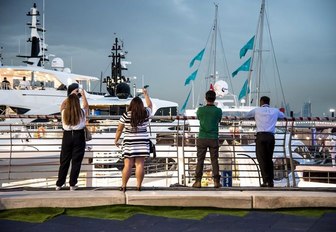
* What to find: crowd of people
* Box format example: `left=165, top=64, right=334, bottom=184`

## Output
left=0, top=76, right=47, bottom=90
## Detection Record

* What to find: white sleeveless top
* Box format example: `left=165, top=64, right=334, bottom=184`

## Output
left=61, top=109, right=86, bottom=131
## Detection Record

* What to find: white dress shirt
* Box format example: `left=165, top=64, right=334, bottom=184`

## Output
left=246, top=104, right=285, bottom=134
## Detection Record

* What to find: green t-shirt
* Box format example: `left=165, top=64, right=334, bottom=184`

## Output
left=196, top=105, right=222, bottom=139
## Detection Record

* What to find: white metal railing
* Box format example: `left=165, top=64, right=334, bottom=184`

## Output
left=0, top=115, right=335, bottom=189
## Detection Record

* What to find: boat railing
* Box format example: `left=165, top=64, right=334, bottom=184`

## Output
left=0, top=114, right=335, bottom=189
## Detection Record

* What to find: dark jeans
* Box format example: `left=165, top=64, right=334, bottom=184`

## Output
left=195, top=138, right=220, bottom=181
left=56, top=129, right=85, bottom=187
left=256, top=133, right=275, bottom=184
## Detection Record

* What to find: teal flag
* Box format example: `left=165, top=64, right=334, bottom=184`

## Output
left=180, top=89, right=192, bottom=113
left=232, top=57, right=251, bottom=78
left=184, top=69, right=198, bottom=86
left=240, top=36, right=255, bottom=59
left=238, top=79, right=250, bottom=100
left=189, top=48, right=205, bottom=68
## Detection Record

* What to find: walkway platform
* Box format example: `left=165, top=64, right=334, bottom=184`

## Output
left=1, top=187, right=336, bottom=210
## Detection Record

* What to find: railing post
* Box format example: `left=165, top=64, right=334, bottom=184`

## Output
left=181, top=117, right=186, bottom=186
left=232, top=122, right=237, bottom=184
left=282, top=121, right=290, bottom=187
left=288, top=120, right=297, bottom=187
left=8, top=124, right=13, bottom=180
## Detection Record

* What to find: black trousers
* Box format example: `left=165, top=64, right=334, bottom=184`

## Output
left=256, top=133, right=275, bottom=184
left=195, top=138, right=220, bottom=181
left=56, top=129, right=85, bottom=187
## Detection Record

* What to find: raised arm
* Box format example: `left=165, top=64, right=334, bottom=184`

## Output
left=81, top=90, right=89, bottom=115
left=143, top=88, right=152, bottom=110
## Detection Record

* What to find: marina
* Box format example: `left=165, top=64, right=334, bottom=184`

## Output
left=0, top=3, right=336, bottom=228
left=0, top=3, right=335, bottom=189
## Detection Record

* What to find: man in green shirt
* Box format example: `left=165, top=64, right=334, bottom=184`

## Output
left=192, top=90, right=222, bottom=188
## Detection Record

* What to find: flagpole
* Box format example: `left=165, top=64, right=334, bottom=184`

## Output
left=192, top=81, right=195, bottom=108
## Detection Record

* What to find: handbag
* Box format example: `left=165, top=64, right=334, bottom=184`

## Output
left=148, top=122, right=156, bottom=158
left=84, top=127, right=92, bottom=141
left=149, top=139, right=156, bottom=158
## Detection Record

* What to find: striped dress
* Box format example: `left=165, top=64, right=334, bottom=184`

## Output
left=119, top=108, right=151, bottom=158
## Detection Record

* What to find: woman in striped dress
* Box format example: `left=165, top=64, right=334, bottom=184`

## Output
left=115, top=88, right=152, bottom=191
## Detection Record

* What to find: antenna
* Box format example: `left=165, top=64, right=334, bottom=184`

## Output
left=42, top=0, right=45, bottom=67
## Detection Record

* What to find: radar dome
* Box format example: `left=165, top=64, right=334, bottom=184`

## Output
left=51, top=57, right=64, bottom=70
left=63, top=67, right=71, bottom=73
left=214, top=80, right=229, bottom=97
left=116, top=83, right=130, bottom=99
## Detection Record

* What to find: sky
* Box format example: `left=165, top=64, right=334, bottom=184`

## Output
left=1, top=0, right=336, bottom=116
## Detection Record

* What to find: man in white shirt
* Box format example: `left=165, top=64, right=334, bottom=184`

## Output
left=19, top=76, right=31, bottom=90
left=246, top=96, right=285, bottom=187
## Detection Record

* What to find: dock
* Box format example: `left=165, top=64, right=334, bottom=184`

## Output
left=1, top=187, right=336, bottom=210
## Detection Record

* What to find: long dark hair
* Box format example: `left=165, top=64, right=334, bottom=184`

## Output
left=63, top=94, right=84, bottom=126
left=128, top=96, right=147, bottom=129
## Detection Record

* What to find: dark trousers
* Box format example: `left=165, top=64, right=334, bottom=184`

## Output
left=56, top=129, right=85, bottom=187
left=256, top=133, right=275, bottom=185
left=195, top=138, right=220, bottom=181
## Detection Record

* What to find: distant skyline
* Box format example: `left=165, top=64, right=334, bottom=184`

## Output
left=1, top=0, right=335, bottom=116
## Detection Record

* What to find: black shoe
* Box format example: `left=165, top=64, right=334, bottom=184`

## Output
left=260, top=182, right=274, bottom=187
left=260, top=183, right=268, bottom=187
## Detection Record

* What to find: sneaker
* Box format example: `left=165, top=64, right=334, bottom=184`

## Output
left=192, top=181, right=201, bottom=188
left=55, top=186, right=62, bottom=191
left=70, top=186, right=78, bottom=191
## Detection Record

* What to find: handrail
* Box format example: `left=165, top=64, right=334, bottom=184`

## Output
left=0, top=115, right=335, bottom=189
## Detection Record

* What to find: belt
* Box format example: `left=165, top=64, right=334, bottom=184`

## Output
left=256, top=132, right=273, bottom=135
left=63, top=129, right=84, bottom=132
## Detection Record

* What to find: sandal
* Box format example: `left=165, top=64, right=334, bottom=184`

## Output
left=119, top=186, right=126, bottom=192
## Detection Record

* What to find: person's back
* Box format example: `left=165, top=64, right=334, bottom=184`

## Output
left=253, top=107, right=284, bottom=133
left=1, top=78, right=10, bottom=90
left=246, top=96, right=284, bottom=134
left=197, top=105, right=222, bottom=139
left=19, top=77, right=30, bottom=90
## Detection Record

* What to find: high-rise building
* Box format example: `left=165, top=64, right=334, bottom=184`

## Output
left=302, top=101, right=312, bottom=117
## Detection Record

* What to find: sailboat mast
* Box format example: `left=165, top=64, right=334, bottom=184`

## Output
left=213, top=4, right=218, bottom=85
left=246, top=0, right=265, bottom=106
left=256, top=0, right=265, bottom=105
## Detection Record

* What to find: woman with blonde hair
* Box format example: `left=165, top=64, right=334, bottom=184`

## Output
left=56, top=83, right=89, bottom=191
left=115, top=88, right=152, bottom=192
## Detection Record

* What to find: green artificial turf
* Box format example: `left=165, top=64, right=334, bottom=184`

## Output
left=65, top=205, right=249, bottom=220
left=1, top=206, right=335, bottom=223
left=275, top=208, right=336, bottom=218
left=0, top=207, right=64, bottom=223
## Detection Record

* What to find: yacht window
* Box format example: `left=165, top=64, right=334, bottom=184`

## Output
left=152, top=107, right=177, bottom=122
left=0, top=105, right=29, bottom=114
